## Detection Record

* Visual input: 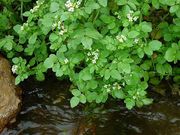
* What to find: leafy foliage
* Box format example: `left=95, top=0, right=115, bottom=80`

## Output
left=0, top=0, right=180, bottom=109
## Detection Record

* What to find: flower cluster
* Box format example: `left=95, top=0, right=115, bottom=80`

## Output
left=116, top=35, right=127, bottom=43
left=11, top=65, right=18, bottom=74
left=127, top=10, right=138, bottom=22
left=112, top=82, right=122, bottom=90
left=133, top=91, right=140, bottom=99
left=87, top=49, right=99, bottom=64
left=20, top=23, right=28, bottom=31
left=30, top=0, right=44, bottom=13
left=114, top=12, right=121, bottom=19
left=64, top=58, right=69, bottom=64
left=52, top=20, right=67, bottom=35
left=134, top=38, right=139, bottom=44
left=65, top=0, right=82, bottom=12
left=104, top=82, right=122, bottom=93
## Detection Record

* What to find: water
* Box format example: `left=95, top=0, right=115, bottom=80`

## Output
left=2, top=77, right=180, bottom=135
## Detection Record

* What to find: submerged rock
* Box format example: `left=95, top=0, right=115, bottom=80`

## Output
left=0, top=55, right=21, bottom=132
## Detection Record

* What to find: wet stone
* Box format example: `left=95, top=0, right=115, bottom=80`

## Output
left=0, top=55, right=21, bottom=132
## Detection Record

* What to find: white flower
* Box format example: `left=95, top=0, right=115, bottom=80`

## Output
left=12, top=65, right=18, bottom=74
left=87, top=49, right=99, bottom=64
left=116, top=35, right=127, bottom=43
left=20, top=23, right=28, bottom=31
left=92, top=59, right=96, bottom=64
left=112, top=82, right=121, bottom=90
left=77, top=0, right=81, bottom=6
left=65, top=0, right=81, bottom=12
left=104, top=85, right=108, bottom=88
left=87, top=52, right=91, bottom=56
left=117, top=85, right=121, bottom=90
left=68, top=7, right=74, bottom=12
left=30, top=0, right=44, bottom=13
left=21, top=26, right=24, bottom=31
left=133, top=16, right=138, bottom=21
left=64, top=58, right=69, bottom=64
left=127, top=10, right=136, bottom=22
left=134, top=38, right=139, bottom=44
left=59, top=29, right=67, bottom=35
left=24, top=23, right=28, bottom=27
left=52, top=23, right=57, bottom=29
left=59, top=31, right=64, bottom=35
left=121, top=35, right=127, bottom=40
left=55, top=15, right=58, bottom=19
left=106, top=88, right=111, bottom=93
left=129, top=10, right=134, bottom=14
left=117, top=15, right=121, bottom=19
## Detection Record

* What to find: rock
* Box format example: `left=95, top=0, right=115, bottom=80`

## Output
left=0, top=54, right=21, bottom=132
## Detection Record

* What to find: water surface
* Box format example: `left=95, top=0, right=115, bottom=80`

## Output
left=2, top=77, right=180, bottom=135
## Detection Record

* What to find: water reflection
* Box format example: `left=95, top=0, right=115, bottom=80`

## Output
left=2, top=77, right=180, bottom=135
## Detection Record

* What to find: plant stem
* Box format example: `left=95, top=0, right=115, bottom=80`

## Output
left=21, top=0, right=23, bottom=21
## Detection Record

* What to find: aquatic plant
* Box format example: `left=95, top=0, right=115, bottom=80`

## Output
left=0, top=0, right=180, bottom=109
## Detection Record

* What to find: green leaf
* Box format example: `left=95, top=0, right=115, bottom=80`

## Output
left=36, top=72, right=45, bottom=81
left=58, top=45, right=67, bottom=53
left=164, top=48, right=176, bottom=62
left=141, top=22, right=152, bottom=32
left=5, top=42, right=13, bottom=51
left=149, top=40, right=162, bottom=51
left=98, top=0, right=107, bottom=7
left=13, top=25, right=21, bottom=34
left=56, top=69, right=63, bottom=77
left=15, top=76, right=21, bottom=85
left=104, top=69, right=111, bottom=80
left=142, top=98, right=153, bottom=105
left=79, top=94, right=86, bottom=104
left=164, top=0, right=176, bottom=6
left=12, top=57, right=19, bottom=64
left=144, top=45, right=153, bottom=56
left=125, top=98, right=135, bottom=110
left=85, top=28, right=103, bottom=39
left=49, top=33, right=59, bottom=42
left=44, top=54, right=57, bottom=69
left=29, top=34, right=37, bottom=44
left=96, top=94, right=104, bottom=103
left=50, top=2, right=59, bottom=12
left=72, top=89, right=81, bottom=96
left=81, top=37, right=93, bottom=49
left=156, top=64, right=165, bottom=75
left=70, top=97, right=80, bottom=108
left=122, top=63, right=131, bottom=73
left=170, top=5, right=179, bottom=13
left=87, top=80, right=98, bottom=89
left=142, top=3, right=150, bottom=15
left=128, top=31, right=139, bottom=38
left=61, top=12, right=70, bottom=21
left=152, top=0, right=159, bottom=9
left=116, top=0, right=126, bottom=5
left=111, top=69, right=122, bottom=80
left=114, top=90, right=124, bottom=99
left=87, top=92, right=97, bottom=102
left=81, top=69, right=92, bottom=81
left=118, top=62, right=131, bottom=73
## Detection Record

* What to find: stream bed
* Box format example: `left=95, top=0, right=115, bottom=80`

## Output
left=2, top=77, right=180, bottom=135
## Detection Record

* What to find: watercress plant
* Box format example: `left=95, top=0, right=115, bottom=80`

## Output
left=0, top=0, right=180, bottom=109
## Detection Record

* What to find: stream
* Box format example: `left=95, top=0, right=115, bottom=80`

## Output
left=2, top=76, right=180, bottom=135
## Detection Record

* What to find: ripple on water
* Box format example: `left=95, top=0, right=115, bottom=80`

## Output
left=2, top=78, right=180, bottom=135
